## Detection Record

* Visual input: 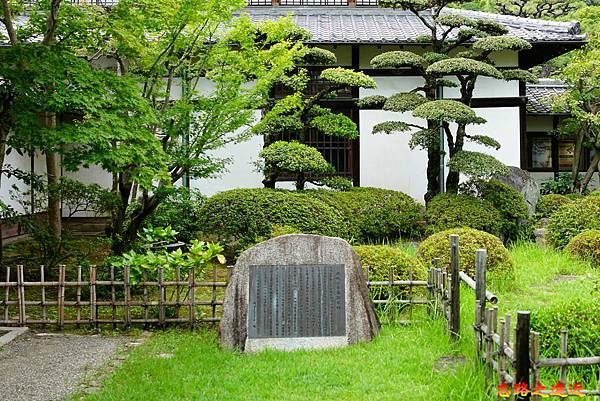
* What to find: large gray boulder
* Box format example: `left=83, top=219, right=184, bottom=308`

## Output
left=497, top=166, right=541, bottom=217
left=220, top=234, right=380, bottom=352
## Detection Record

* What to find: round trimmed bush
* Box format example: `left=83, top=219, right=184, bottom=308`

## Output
left=309, top=187, right=424, bottom=241
left=416, top=228, right=513, bottom=277
left=565, top=229, right=600, bottom=266
left=354, top=245, right=426, bottom=298
left=535, top=194, right=572, bottom=220
left=197, top=189, right=354, bottom=256
left=590, top=188, right=600, bottom=197
left=425, top=193, right=503, bottom=236
left=546, top=197, right=600, bottom=249
left=475, top=180, right=528, bottom=241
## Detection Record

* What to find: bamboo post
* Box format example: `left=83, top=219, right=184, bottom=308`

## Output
left=76, top=265, right=82, bottom=327
left=427, top=268, right=434, bottom=316
left=142, top=269, right=149, bottom=326
left=499, top=318, right=506, bottom=387
left=110, top=265, right=116, bottom=329
left=531, top=331, right=541, bottom=401
left=90, top=266, right=97, bottom=326
left=484, top=308, right=493, bottom=383
left=559, top=330, right=568, bottom=386
left=475, top=249, right=487, bottom=325
left=211, top=265, right=217, bottom=324
left=175, top=266, right=181, bottom=320
left=57, top=264, right=66, bottom=329
left=408, top=264, right=414, bottom=321
left=123, top=266, right=131, bottom=329
left=515, top=311, right=531, bottom=401
left=188, top=265, right=195, bottom=330
left=4, top=265, right=10, bottom=322
left=449, top=234, right=460, bottom=339
left=40, top=265, right=47, bottom=324
left=158, top=267, right=165, bottom=327
left=16, top=265, right=25, bottom=326
left=387, top=265, right=393, bottom=321
left=475, top=300, right=483, bottom=355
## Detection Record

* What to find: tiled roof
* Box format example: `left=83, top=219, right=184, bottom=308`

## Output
left=526, top=79, right=568, bottom=114
left=244, top=7, right=585, bottom=44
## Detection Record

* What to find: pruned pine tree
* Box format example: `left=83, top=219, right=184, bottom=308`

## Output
left=255, top=46, right=376, bottom=190
left=363, top=0, right=537, bottom=196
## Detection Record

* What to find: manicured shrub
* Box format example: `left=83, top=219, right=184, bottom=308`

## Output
left=354, top=245, right=426, bottom=298
left=310, top=187, right=424, bottom=241
left=416, top=228, right=513, bottom=277
left=531, top=297, right=600, bottom=360
left=145, top=188, right=205, bottom=243
left=474, top=180, right=528, bottom=241
left=565, top=229, right=600, bottom=266
left=425, top=193, right=502, bottom=236
left=546, top=197, right=600, bottom=249
left=197, top=189, right=354, bottom=256
left=589, top=188, right=600, bottom=197
left=535, top=194, right=572, bottom=220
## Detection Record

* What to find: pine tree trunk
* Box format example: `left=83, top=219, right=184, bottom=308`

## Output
left=43, top=112, right=61, bottom=241
left=571, top=128, right=585, bottom=192
left=581, top=152, right=600, bottom=192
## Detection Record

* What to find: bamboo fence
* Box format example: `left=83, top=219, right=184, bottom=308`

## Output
left=431, top=234, right=600, bottom=400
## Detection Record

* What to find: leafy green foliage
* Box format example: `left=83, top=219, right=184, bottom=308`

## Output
left=144, top=187, right=206, bottom=243
left=424, top=193, right=503, bottom=236
left=309, top=111, right=358, bottom=139
left=535, top=194, right=573, bottom=220
left=383, top=93, right=428, bottom=113
left=541, top=172, right=580, bottom=195
left=547, top=197, right=600, bottom=249
left=413, top=100, right=486, bottom=125
left=357, top=95, right=387, bottom=109
left=566, top=229, right=600, bottom=267
left=472, top=36, right=532, bottom=53
left=467, top=135, right=501, bottom=150
left=320, top=68, right=377, bottom=89
left=302, top=47, right=337, bottom=66
left=501, top=69, right=539, bottom=83
left=310, top=187, right=424, bottom=242
left=196, top=189, right=354, bottom=256
left=417, top=228, right=514, bottom=276
left=353, top=245, right=427, bottom=299
left=466, top=179, right=529, bottom=242
left=259, top=141, right=335, bottom=190
left=370, top=51, right=427, bottom=69
left=372, top=121, right=411, bottom=135
left=448, top=151, right=509, bottom=180
left=426, top=58, right=503, bottom=79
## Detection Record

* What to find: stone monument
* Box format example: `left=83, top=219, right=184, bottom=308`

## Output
left=220, top=234, right=380, bottom=352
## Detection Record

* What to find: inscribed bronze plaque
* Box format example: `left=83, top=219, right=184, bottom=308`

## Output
left=247, top=264, right=346, bottom=339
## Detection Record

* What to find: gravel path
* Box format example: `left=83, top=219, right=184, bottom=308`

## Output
left=0, top=332, right=130, bottom=401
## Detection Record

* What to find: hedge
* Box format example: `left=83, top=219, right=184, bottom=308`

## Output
left=425, top=193, right=503, bottom=236
left=310, top=187, right=423, bottom=241
left=197, top=189, right=354, bottom=256
left=565, top=229, right=600, bottom=267
left=475, top=180, right=528, bottom=241
left=546, top=197, right=600, bottom=249
left=535, top=194, right=572, bottom=221
left=416, top=228, right=513, bottom=277
left=354, top=245, right=426, bottom=299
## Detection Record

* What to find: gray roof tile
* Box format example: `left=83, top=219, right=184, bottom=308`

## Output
left=526, top=79, right=568, bottom=114
left=244, top=7, right=585, bottom=44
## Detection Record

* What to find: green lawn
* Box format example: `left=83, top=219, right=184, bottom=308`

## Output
left=73, top=243, right=599, bottom=401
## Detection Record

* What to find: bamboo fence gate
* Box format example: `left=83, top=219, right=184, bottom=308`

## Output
left=430, top=234, right=600, bottom=400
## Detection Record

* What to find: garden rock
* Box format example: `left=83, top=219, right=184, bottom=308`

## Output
left=496, top=166, right=541, bottom=216
left=220, top=234, right=380, bottom=352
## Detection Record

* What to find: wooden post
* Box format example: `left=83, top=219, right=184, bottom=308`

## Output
left=40, top=265, right=47, bottom=324
left=449, top=234, right=460, bottom=339
left=110, top=265, right=116, bottom=329
left=484, top=308, right=493, bottom=382
left=142, top=269, right=149, bottom=326
left=559, top=330, right=568, bottom=386
left=387, top=265, right=393, bottom=321
left=16, top=265, right=25, bottom=326
left=4, top=265, right=10, bottom=323
left=175, top=266, right=181, bottom=320
left=427, top=268, right=434, bottom=316
left=158, top=267, right=165, bottom=327
left=123, top=266, right=131, bottom=329
left=475, top=249, right=487, bottom=324
left=76, top=265, right=82, bottom=328
left=90, top=266, right=97, bottom=326
left=408, top=264, right=414, bottom=321
left=188, top=265, right=195, bottom=330
left=531, top=331, right=541, bottom=401
left=57, top=264, right=66, bottom=329
left=499, top=319, right=506, bottom=386
left=515, top=311, right=531, bottom=401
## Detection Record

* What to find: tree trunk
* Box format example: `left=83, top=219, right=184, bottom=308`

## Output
left=111, top=172, right=133, bottom=255
left=445, top=125, right=466, bottom=194
left=581, top=152, right=600, bottom=192
left=425, top=147, right=440, bottom=203
left=0, top=126, right=6, bottom=265
left=42, top=112, right=61, bottom=241
left=571, top=128, right=585, bottom=193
